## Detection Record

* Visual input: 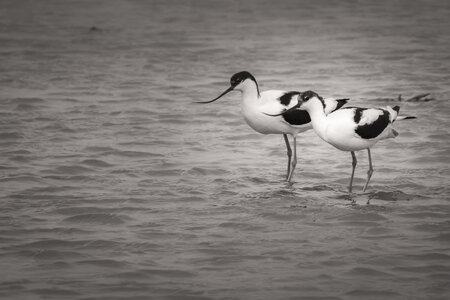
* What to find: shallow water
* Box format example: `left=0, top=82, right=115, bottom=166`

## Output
left=1, top=0, right=449, bottom=299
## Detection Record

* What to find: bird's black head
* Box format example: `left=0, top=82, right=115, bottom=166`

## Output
left=299, top=90, right=325, bottom=108
left=300, top=90, right=319, bottom=102
left=230, top=71, right=256, bottom=87
left=195, top=71, right=259, bottom=104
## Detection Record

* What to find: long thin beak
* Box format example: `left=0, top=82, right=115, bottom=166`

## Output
left=263, top=102, right=302, bottom=117
left=195, top=85, right=235, bottom=104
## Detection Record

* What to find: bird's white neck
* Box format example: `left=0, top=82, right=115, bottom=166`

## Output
left=236, top=79, right=260, bottom=103
left=305, top=102, right=329, bottom=141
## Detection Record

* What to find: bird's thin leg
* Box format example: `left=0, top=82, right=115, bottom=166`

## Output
left=283, top=134, right=292, bottom=180
left=363, top=149, right=374, bottom=192
left=287, top=136, right=297, bottom=182
left=349, top=151, right=357, bottom=194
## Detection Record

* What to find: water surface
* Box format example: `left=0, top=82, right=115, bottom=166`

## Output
left=0, top=0, right=449, bottom=299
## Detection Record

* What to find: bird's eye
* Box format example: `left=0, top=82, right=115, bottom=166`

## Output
left=231, top=78, right=241, bottom=86
left=301, top=91, right=315, bottom=101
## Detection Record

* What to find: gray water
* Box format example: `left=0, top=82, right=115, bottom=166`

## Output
left=1, top=0, right=449, bottom=299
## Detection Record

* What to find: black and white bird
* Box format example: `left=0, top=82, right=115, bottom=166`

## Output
left=274, top=90, right=416, bottom=192
left=197, top=71, right=348, bottom=181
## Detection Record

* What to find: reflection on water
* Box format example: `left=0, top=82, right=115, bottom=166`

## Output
left=0, top=0, right=449, bottom=299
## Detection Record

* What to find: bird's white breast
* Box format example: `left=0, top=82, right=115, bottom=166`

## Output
left=241, top=90, right=301, bottom=135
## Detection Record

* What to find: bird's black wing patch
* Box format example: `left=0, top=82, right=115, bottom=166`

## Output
left=334, top=99, right=349, bottom=111
left=393, top=105, right=400, bottom=114
left=354, top=109, right=390, bottom=139
left=282, top=109, right=311, bottom=126
left=279, top=91, right=300, bottom=106
left=353, top=107, right=364, bottom=123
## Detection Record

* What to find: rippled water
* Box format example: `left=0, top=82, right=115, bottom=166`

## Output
left=1, top=0, right=449, bottom=299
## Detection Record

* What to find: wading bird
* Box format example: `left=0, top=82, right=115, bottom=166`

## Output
left=196, top=71, right=348, bottom=181
left=271, top=90, right=416, bottom=192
